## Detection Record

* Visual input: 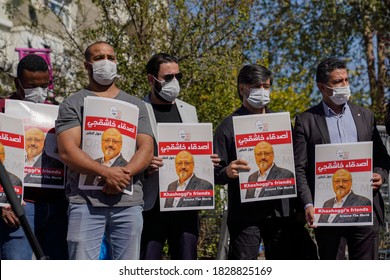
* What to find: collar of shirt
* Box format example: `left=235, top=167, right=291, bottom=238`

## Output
left=25, top=153, right=42, bottom=167
left=322, top=100, right=348, bottom=117
left=101, top=153, right=121, bottom=167
left=257, top=163, right=274, bottom=181
left=333, top=191, right=352, bottom=207
left=176, top=174, right=194, bottom=191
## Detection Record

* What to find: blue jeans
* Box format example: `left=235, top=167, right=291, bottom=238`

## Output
left=67, top=203, right=143, bottom=260
left=0, top=202, right=34, bottom=260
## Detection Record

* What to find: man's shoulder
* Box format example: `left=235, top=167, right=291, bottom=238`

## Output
left=297, top=102, right=323, bottom=117
left=348, top=102, right=373, bottom=116
left=192, top=174, right=212, bottom=187
left=60, top=89, right=90, bottom=106
left=175, top=98, right=196, bottom=110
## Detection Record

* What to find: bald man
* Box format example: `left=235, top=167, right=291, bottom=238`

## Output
left=23, top=127, right=64, bottom=185
left=245, top=141, right=295, bottom=199
left=84, top=128, right=128, bottom=186
left=0, top=141, right=23, bottom=204
left=318, top=168, right=372, bottom=224
left=164, top=150, right=213, bottom=208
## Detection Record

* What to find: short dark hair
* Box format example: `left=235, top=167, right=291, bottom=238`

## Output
left=84, top=41, right=111, bottom=61
left=316, top=57, right=347, bottom=84
left=237, top=64, right=273, bottom=101
left=17, top=54, right=48, bottom=78
left=146, top=53, right=179, bottom=77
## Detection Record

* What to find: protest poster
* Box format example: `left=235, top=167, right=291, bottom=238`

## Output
left=158, top=123, right=214, bottom=211
left=314, top=142, right=373, bottom=226
left=5, top=100, right=65, bottom=189
left=79, top=96, right=138, bottom=195
left=0, top=113, right=24, bottom=206
left=233, top=112, right=296, bottom=203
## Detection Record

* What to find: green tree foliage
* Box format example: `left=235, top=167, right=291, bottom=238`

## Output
left=252, top=0, right=390, bottom=122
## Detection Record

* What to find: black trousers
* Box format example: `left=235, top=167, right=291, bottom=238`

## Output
left=314, top=217, right=380, bottom=260
left=227, top=217, right=315, bottom=260
left=140, top=202, right=199, bottom=260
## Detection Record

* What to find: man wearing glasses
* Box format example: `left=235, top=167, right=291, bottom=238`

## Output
left=318, top=168, right=372, bottom=224
left=164, top=150, right=213, bottom=208
left=141, top=53, right=202, bottom=260
left=84, top=128, right=128, bottom=186
left=245, top=141, right=295, bottom=199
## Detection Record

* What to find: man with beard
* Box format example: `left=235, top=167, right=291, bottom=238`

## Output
left=318, top=168, right=372, bottom=224
left=140, top=53, right=218, bottom=260
left=164, top=150, right=213, bottom=208
left=24, top=127, right=64, bottom=185
left=245, top=141, right=295, bottom=199
left=84, top=128, right=128, bottom=186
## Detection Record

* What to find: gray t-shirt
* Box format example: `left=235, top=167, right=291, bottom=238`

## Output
left=55, top=89, right=152, bottom=207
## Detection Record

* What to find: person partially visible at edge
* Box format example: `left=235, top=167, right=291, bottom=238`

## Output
left=0, top=141, right=23, bottom=204
left=0, top=54, right=69, bottom=260
left=56, top=41, right=153, bottom=260
left=140, top=53, right=219, bottom=260
left=213, top=64, right=317, bottom=260
left=293, top=57, right=390, bottom=259
left=318, top=168, right=372, bottom=224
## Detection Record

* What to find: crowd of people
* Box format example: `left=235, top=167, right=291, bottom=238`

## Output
left=0, top=41, right=389, bottom=260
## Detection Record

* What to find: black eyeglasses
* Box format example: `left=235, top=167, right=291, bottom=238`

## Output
left=160, top=73, right=183, bottom=82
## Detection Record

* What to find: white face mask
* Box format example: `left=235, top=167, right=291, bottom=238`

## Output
left=245, top=88, right=270, bottom=108
left=19, top=81, right=48, bottom=103
left=154, top=77, right=180, bottom=102
left=90, top=60, right=117, bottom=86
left=324, top=84, right=351, bottom=105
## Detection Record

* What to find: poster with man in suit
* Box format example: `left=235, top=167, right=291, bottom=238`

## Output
left=0, top=114, right=24, bottom=206
left=5, top=100, right=65, bottom=189
left=79, top=96, right=139, bottom=195
left=314, top=142, right=373, bottom=226
left=158, top=123, right=214, bottom=211
left=233, top=112, right=297, bottom=202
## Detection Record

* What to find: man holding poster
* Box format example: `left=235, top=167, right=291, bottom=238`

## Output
left=56, top=41, right=153, bottom=260
left=141, top=53, right=219, bottom=260
left=293, top=57, right=390, bottom=259
left=1, top=54, right=68, bottom=260
left=214, top=64, right=315, bottom=260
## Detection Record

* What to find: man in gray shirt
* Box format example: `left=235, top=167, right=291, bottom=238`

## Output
left=56, top=41, right=153, bottom=260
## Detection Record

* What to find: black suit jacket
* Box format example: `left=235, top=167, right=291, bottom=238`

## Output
left=318, top=191, right=372, bottom=223
left=245, top=164, right=296, bottom=199
left=293, top=101, right=389, bottom=223
left=84, top=154, right=128, bottom=186
left=24, top=151, right=65, bottom=186
left=164, top=174, right=213, bottom=208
